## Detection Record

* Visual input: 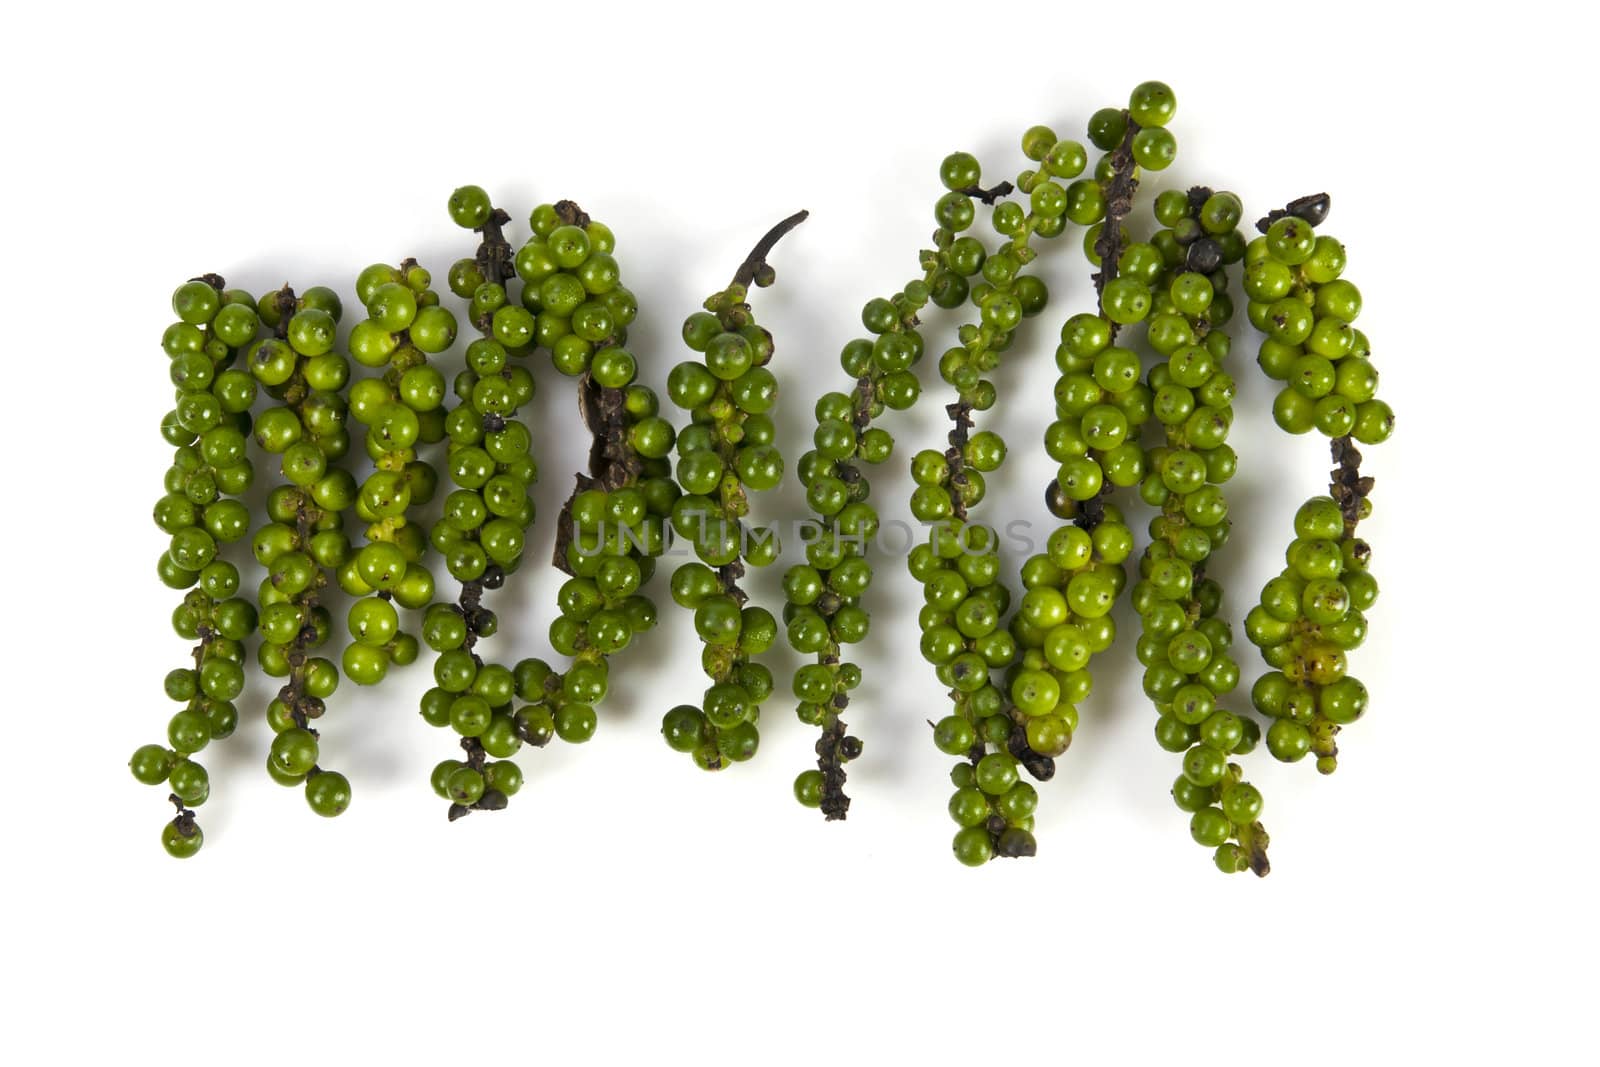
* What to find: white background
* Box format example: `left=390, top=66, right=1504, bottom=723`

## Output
left=2, top=2, right=1590, bottom=1063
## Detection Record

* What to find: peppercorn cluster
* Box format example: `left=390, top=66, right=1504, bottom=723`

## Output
left=130, top=84, right=1393, bottom=874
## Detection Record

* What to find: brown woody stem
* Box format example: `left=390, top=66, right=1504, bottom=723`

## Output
left=730, top=209, right=809, bottom=290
